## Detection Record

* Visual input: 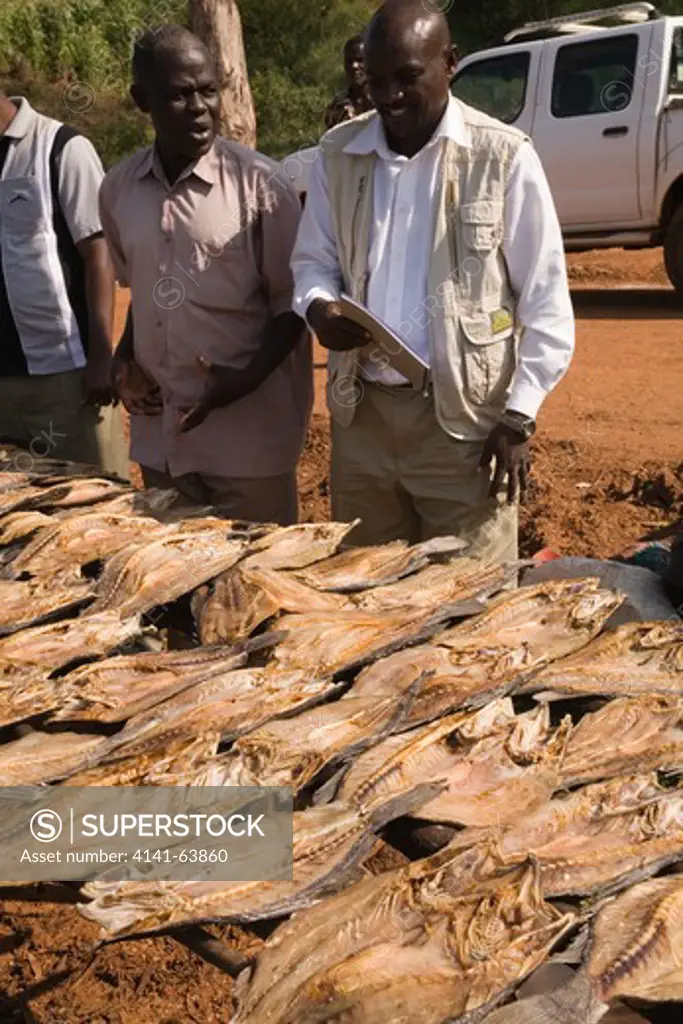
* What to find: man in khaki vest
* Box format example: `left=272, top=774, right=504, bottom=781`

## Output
left=291, top=0, right=575, bottom=561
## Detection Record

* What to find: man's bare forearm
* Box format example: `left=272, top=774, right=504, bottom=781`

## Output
left=243, top=311, right=307, bottom=390
left=114, top=305, right=135, bottom=362
left=77, top=234, right=115, bottom=358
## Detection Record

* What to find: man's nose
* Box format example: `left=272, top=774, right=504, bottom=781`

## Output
left=187, top=91, right=206, bottom=114
left=376, top=82, right=405, bottom=105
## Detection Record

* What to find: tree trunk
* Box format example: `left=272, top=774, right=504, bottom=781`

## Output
left=188, top=0, right=257, bottom=148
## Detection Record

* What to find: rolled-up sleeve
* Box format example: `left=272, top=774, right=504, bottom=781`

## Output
left=503, top=141, right=575, bottom=420
left=56, top=135, right=105, bottom=244
left=290, top=149, right=343, bottom=320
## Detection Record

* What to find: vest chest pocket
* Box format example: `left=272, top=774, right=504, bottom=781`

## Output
left=460, top=310, right=516, bottom=406
left=1, top=178, right=46, bottom=240
left=460, top=200, right=504, bottom=254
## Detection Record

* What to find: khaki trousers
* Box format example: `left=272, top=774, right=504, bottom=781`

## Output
left=140, top=465, right=298, bottom=526
left=0, top=370, right=130, bottom=480
left=330, top=381, right=518, bottom=561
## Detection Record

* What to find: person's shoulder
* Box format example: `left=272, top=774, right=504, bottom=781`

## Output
left=320, top=108, right=378, bottom=152
left=100, top=147, right=152, bottom=201
left=458, top=99, right=529, bottom=146
left=214, top=136, right=299, bottom=201
left=214, top=136, right=281, bottom=175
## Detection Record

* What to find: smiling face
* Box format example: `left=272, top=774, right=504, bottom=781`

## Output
left=132, top=43, right=220, bottom=165
left=365, top=13, right=456, bottom=155
left=344, top=40, right=367, bottom=89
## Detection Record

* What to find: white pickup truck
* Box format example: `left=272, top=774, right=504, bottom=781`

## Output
left=281, top=3, right=683, bottom=294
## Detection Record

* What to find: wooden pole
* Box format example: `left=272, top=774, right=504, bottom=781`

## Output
left=188, top=0, right=257, bottom=147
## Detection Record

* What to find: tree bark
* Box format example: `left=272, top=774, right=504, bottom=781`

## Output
left=188, top=0, right=257, bottom=148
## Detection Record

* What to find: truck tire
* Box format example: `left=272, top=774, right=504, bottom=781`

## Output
left=664, top=206, right=683, bottom=295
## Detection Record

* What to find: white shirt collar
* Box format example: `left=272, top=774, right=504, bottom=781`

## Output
left=343, top=95, right=469, bottom=161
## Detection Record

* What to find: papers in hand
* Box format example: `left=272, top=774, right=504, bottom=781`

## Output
left=338, top=294, right=430, bottom=392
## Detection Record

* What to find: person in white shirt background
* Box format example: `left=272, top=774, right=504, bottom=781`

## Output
left=291, top=0, right=575, bottom=562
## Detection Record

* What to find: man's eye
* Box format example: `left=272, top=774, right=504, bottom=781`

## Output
left=202, top=87, right=217, bottom=98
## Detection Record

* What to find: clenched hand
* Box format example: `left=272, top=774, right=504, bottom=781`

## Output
left=83, top=350, right=115, bottom=407
left=178, top=354, right=255, bottom=433
left=307, top=299, right=372, bottom=352
left=112, top=358, right=163, bottom=417
left=479, top=422, right=531, bottom=504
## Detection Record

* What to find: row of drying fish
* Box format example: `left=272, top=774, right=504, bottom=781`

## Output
left=0, top=457, right=682, bottom=1022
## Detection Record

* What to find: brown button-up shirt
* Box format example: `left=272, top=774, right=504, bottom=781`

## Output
left=99, top=138, right=312, bottom=478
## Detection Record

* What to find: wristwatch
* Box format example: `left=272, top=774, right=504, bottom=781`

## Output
left=499, top=409, right=536, bottom=441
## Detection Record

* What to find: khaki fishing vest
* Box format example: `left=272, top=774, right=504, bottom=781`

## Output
left=321, top=101, right=529, bottom=439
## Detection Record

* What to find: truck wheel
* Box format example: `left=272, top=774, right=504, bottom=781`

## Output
left=664, top=206, right=683, bottom=295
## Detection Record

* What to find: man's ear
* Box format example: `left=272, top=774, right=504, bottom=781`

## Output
left=130, top=82, right=150, bottom=114
left=447, top=44, right=459, bottom=81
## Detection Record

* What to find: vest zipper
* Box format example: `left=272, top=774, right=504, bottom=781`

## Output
left=351, top=174, right=367, bottom=300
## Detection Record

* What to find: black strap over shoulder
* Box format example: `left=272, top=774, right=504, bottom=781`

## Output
left=48, top=123, right=89, bottom=355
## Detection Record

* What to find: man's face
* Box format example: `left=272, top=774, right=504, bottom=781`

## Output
left=135, top=45, right=220, bottom=162
left=344, top=42, right=366, bottom=88
left=365, top=27, right=456, bottom=144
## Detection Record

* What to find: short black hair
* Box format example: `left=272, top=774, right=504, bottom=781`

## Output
left=344, top=34, right=365, bottom=56
left=132, top=23, right=208, bottom=85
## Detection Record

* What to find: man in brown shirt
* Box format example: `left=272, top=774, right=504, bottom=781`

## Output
left=324, top=35, right=374, bottom=130
left=99, top=24, right=312, bottom=523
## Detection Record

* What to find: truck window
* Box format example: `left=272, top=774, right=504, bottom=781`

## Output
left=552, top=34, right=639, bottom=118
left=451, top=51, right=530, bottom=124
left=669, top=27, right=683, bottom=94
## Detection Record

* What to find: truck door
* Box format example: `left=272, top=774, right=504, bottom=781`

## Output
left=532, top=30, right=649, bottom=228
left=451, top=44, right=539, bottom=136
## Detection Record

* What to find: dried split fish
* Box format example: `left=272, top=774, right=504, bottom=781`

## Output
left=213, top=684, right=422, bottom=794
left=522, top=621, right=683, bottom=701
left=561, top=695, right=683, bottom=787
left=447, top=773, right=683, bottom=899
left=9, top=511, right=166, bottom=580
left=349, top=557, right=509, bottom=612
left=587, top=874, right=683, bottom=1005
left=79, top=783, right=444, bottom=937
left=0, top=612, right=142, bottom=726
left=51, top=645, right=249, bottom=724
left=243, top=521, right=358, bottom=571
left=91, top=530, right=247, bottom=617
left=438, top=577, right=623, bottom=658
left=0, top=577, right=94, bottom=634
left=0, top=610, right=141, bottom=679
left=338, top=701, right=570, bottom=827
left=0, top=730, right=109, bottom=785
left=0, top=510, right=51, bottom=545
left=232, top=860, right=575, bottom=1024
left=291, top=535, right=467, bottom=594
left=103, top=667, right=344, bottom=755
left=27, top=477, right=131, bottom=509
left=266, top=604, right=478, bottom=679
left=482, top=875, right=683, bottom=1023
left=64, top=731, right=221, bottom=787
left=192, top=564, right=347, bottom=645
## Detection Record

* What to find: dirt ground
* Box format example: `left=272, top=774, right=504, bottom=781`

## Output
left=1, top=247, right=682, bottom=1022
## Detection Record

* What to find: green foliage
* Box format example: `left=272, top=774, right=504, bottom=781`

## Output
left=3, top=0, right=683, bottom=165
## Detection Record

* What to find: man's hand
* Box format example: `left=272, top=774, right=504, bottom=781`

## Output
left=112, top=357, right=163, bottom=417
left=479, top=422, right=532, bottom=504
left=307, top=299, right=372, bottom=352
left=82, top=350, right=115, bottom=406
left=178, top=355, right=255, bottom=433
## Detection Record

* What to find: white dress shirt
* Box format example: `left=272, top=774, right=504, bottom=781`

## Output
left=290, top=96, right=575, bottom=419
